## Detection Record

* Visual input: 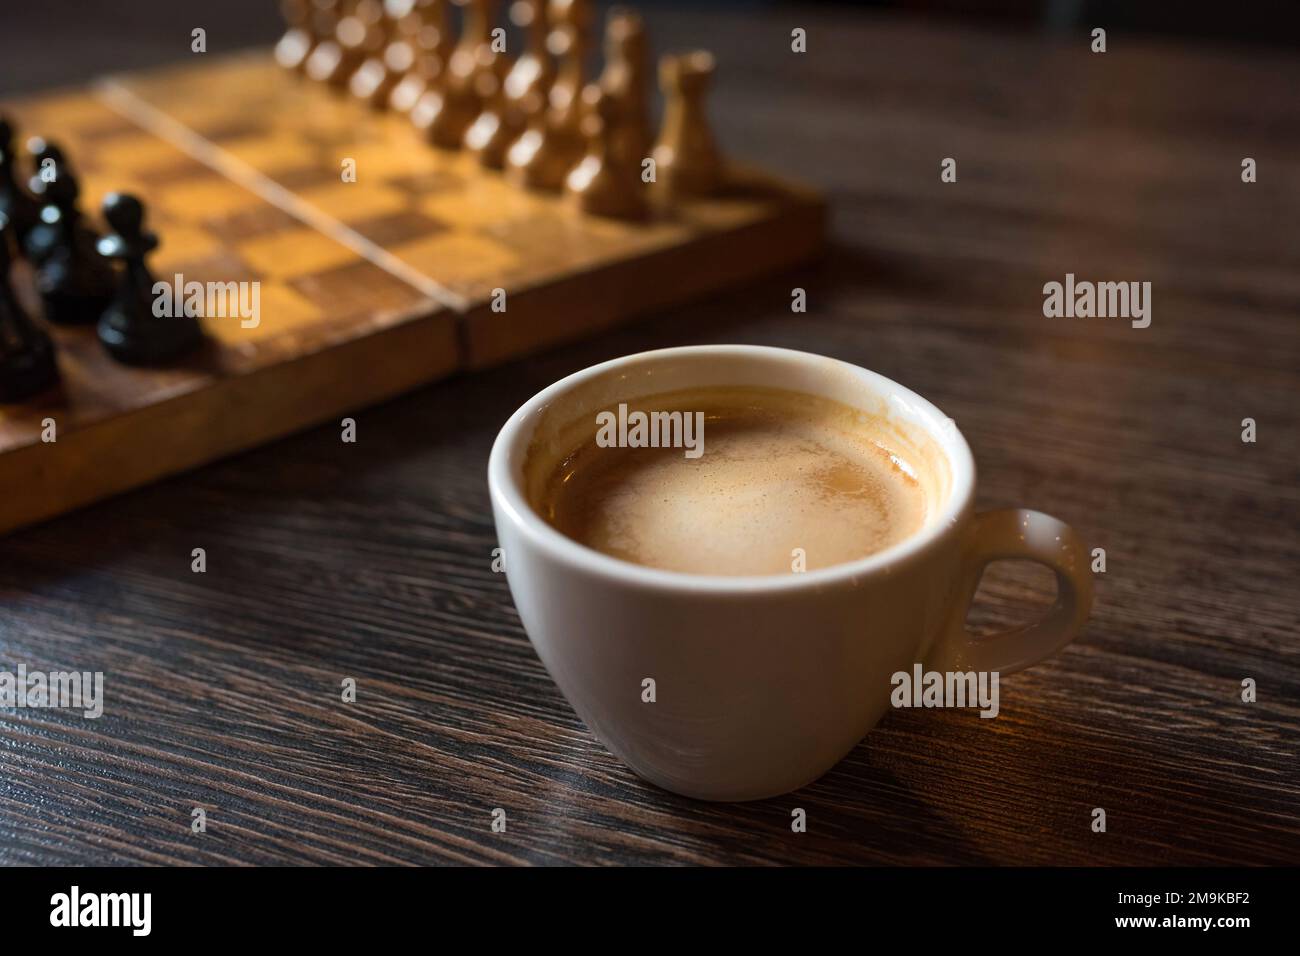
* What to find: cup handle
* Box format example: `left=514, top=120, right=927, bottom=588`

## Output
left=929, top=509, right=1094, bottom=674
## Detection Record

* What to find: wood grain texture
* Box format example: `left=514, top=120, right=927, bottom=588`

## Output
left=2, top=7, right=1298, bottom=865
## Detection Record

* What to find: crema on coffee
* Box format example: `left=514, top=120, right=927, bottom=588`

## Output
left=527, top=386, right=938, bottom=576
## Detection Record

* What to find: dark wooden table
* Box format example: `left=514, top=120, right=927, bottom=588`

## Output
left=2, top=7, right=1298, bottom=866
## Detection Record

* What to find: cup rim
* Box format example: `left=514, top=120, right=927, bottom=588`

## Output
left=487, top=345, right=976, bottom=593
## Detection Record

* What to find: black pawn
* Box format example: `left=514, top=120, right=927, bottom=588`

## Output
left=0, top=117, right=41, bottom=248
left=32, top=164, right=115, bottom=325
left=0, top=212, right=59, bottom=402
left=97, top=193, right=203, bottom=366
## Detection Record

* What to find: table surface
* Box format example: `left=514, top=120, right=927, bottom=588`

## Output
left=2, top=7, right=1298, bottom=866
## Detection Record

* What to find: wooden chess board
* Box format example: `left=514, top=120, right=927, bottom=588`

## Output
left=0, top=51, right=824, bottom=536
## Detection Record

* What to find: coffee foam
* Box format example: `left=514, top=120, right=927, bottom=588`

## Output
left=525, top=385, right=947, bottom=577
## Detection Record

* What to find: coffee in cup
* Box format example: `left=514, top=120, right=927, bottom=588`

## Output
left=527, top=385, right=940, bottom=576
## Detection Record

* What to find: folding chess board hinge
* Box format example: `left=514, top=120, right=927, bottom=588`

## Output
left=93, top=76, right=471, bottom=315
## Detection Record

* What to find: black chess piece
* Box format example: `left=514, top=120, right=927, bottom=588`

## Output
left=32, top=165, right=115, bottom=325
left=22, top=141, right=73, bottom=268
left=0, top=117, right=41, bottom=249
left=25, top=136, right=67, bottom=202
left=0, top=212, right=59, bottom=402
left=97, top=193, right=203, bottom=365
left=22, top=195, right=62, bottom=269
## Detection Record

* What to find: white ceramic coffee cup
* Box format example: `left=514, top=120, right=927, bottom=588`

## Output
left=488, top=345, right=1093, bottom=801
